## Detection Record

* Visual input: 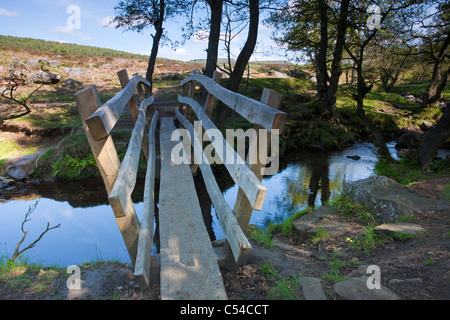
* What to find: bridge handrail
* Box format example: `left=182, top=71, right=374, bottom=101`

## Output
left=180, top=74, right=286, bottom=132
left=178, top=72, right=286, bottom=241
left=86, top=74, right=152, bottom=140
left=175, top=108, right=252, bottom=262
left=75, top=70, right=156, bottom=289
left=177, top=95, right=267, bottom=211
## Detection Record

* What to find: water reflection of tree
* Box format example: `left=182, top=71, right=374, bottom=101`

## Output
left=10, top=200, right=61, bottom=262
left=307, top=152, right=330, bottom=207
left=276, top=151, right=347, bottom=214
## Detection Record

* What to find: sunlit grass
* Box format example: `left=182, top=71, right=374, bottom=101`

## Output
left=0, top=137, right=39, bottom=168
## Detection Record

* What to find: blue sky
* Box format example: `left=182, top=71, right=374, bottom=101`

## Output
left=0, top=0, right=289, bottom=62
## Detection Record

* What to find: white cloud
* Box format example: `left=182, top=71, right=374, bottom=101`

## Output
left=51, top=25, right=82, bottom=36
left=172, top=48, right=189, bottom=56
left=51, top=26, right=92, bottom=41
left=0, top=8, right=20, bottom=17
left=97, top=16, right=117, bottom=28
left=194, top=30, right=209, bottom=42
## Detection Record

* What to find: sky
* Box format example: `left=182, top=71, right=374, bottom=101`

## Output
left=0, top=0, right=292, bottom=62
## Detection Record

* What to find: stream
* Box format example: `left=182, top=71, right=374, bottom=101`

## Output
left=0, top=141, right=448, bottom=266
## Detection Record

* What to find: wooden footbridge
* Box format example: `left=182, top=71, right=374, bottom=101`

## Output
left=74, top=69, right=286, bottom=300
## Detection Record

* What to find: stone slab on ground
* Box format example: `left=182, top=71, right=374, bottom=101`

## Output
left=293, top=205, right=359, bottom=238
left=374, top=223, right=427, bottom=238
left=343, top=176, right=449, bottom=223
left=298, top=277, right=327, bottom=300
left=333, top=276, right=400, bottom=300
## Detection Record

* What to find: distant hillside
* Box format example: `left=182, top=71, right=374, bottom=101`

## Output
left=0, top=35, right=148, bottom=60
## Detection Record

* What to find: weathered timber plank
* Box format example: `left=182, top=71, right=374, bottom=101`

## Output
left=180, top=74, right=286, bottom=132
left=159, top=117, right=227, bottom=300
left=117, top=69, right=140, bottom=122
left=117, top=69, right=150, bottom=160
left=204, top=71, right=222, bottom=118
left=134, top=111, right=159, bottom=290
left=74, top=85, right=139, bottom=266
left=233, top=88, right=285, bottom=233
left=175, top=109, right=251, bottom=262
left=108, top=97, right=153, bottom=218
left=86, top=75, right=152, bottom=140
left=178, top=95, right=267, bottom=211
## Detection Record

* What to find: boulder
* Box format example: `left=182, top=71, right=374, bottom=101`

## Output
left=403, top=94, right=417, bottom=102
left=4, top=151, right=45, bottom=180
left=395, top=132, right=422, bottom=149
left=293, top=205, right=359, bottom=237
left=48, top=61, right=61, bottom=68
left=63, top=67, right=89, bottom=77
left=343, top=176, right=450, bottom=223
left=271, top=70, right=290, bottom=78
left=38, top=58, right=49, bottom=65
left=333, top=276, right=400, bottom=300
left=289, top=69, right=311, bottom=79
left=29, top=70, right=61, bottom=84
left=419, top=121, right=434, bottom=131
left=187, top=69, right=201, bottom=75
left=0, top=177, right=16, bottom=186
left=61, top=78, right=81, bottom=90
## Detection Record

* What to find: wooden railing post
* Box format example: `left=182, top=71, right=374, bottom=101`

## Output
left=204, top=71, right=222, bottom=118
left=74, top=85, right=140, bottom=266
left=117, top=69, right=150, bottom=160
left=117, top=69, right=140, bottom=123
left=184, top=80, right=197, bottom=121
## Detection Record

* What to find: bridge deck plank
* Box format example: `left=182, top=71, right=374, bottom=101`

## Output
left=158, top=117, right=227, bottom=300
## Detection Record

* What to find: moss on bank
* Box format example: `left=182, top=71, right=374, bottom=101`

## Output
left=31, top=130, right=146, bottom=181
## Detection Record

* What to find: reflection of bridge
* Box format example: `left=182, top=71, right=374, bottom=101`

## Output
left=74, top=69, right=286, bottom=300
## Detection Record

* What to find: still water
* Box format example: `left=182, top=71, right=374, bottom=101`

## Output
left=0, top=141, right=431, bottom=267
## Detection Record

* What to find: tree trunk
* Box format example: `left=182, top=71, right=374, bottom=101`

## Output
left=326, top=0, right=350, bottom=119
left=316, top=0, right=329, bottom=116
left=421, top=66, right=450, bottom=107
left=226, top=0, right=259, bottom=92
left=199, top=0, right=223, bottom=107
left=204, top=0, right=223, bottom=78
left=145, top=0, right=165, bottom=92
left=417, top=105, right=450, bottom=169
left=421, top=32, right=450, bottom=107
left=354, top=53, right=393, bottom=162
left=215, top=0, right=259, bottom=129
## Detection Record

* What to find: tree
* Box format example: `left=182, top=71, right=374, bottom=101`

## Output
left=204, top=0, right=225, bottom=79
left=269, top=0, right=350, bottom=120
left=113, top=0, right=191, bottom=89
left=1, top=62, right=43, bottom=124
left=417, top=3, right=450, bottom=107
left=417, top=105, right=450, bottom=169
left=214, top=0, right=261, bottom=126
left=344, top=0, right=425, bottom=161
left=225, top=0, right=260, bottom=92
left=366, top=37, right=414, bottom=92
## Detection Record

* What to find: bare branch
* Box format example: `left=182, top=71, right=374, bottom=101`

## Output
left=9, top=200, right=61, bottom=262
